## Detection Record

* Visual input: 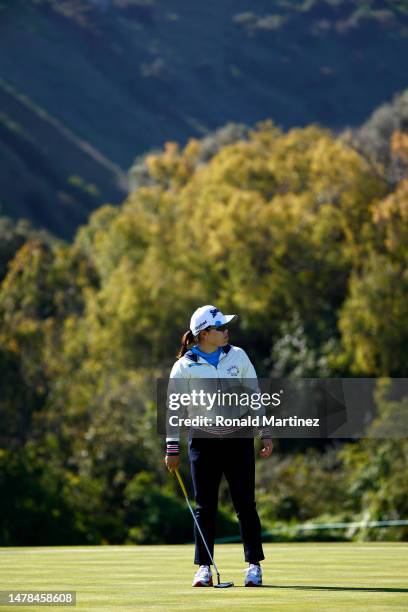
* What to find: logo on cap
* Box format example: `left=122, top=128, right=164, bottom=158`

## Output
left=194, top=320, right=208, bottom=332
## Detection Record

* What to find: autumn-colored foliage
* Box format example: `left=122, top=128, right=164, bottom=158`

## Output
left=1, top=120, right=407, bottom=544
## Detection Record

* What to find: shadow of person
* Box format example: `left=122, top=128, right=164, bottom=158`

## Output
left=259, top=585, right=408, bottom=593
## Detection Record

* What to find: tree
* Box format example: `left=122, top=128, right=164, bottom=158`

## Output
left=338, top=255, right=408, bottom=376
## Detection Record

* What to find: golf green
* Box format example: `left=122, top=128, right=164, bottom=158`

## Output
left=0, top=543, right=407, bottom=611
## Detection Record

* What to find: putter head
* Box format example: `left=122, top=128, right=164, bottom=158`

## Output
left=214, top=581, right=234, bottom=588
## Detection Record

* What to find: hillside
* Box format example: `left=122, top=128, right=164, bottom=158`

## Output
left=1, top=0, right=408, bottom=237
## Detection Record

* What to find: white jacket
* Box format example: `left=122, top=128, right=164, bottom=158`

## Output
left=170, top=343, right=258, bottom=380
left=166, top=344, right=269, bottom=441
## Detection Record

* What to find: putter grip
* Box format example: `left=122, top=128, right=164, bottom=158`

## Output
left=174, top=469, right=188, bottom=498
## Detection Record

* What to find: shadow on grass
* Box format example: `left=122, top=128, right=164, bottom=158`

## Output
left=259, top=585, right=408, bottom=593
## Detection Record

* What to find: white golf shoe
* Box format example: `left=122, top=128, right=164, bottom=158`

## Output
left=192, top=565, right=213, bottom=587
left=244, top=563, right=263, bottom=587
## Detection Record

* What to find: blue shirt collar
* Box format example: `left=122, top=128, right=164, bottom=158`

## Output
left=185, top=343, right=231, bottom=362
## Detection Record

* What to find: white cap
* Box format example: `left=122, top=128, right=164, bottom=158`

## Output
left=190, top=305, right=237, bottom=337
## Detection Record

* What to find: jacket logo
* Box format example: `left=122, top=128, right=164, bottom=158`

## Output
left=227, top=365, right=239, bottom=376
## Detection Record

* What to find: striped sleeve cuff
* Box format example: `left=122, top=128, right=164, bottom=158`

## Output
left=166, top=441, right=180, bottom=456
left=258, top=427, right=272, bottom=440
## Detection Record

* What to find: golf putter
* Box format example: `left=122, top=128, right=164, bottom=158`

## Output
left=174, top=469, right=234, bottom=588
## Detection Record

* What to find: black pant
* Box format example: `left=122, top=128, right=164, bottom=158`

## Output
left=188, top=436, right=265, bottom=565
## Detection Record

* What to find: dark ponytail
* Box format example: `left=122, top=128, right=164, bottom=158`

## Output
left=177, top=329, right=196, bottom=358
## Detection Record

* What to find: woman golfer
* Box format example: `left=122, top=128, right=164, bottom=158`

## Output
left=165, top=305, right=273, bottom=587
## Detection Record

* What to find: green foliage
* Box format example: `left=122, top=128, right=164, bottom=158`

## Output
left=0, top=237, right=97, bottom=453
left=79, top=122, right=382, bottom=373
left=340, top=383, right=408, bottom=540
left=270, top=313, right=340, bottom=377
left=257, top=447, right=347, bottom=524
left=339, top=256, right=408, bottom=375
left=1, top=117, right=407, bottom=545
left=124, top=471, right=192, bottom=544
left=0, top=442, right=107, bottom=545
left=0, top=216, right=56, bottom=283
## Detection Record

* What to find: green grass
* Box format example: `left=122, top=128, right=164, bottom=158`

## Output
left=0, top=543, right=407, bottom=611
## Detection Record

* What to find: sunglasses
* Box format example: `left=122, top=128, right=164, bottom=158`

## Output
left=206, top=324, right=229, bottom=332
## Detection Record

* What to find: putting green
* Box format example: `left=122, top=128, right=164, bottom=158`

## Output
left=0, top=543, right=407, bottom=611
